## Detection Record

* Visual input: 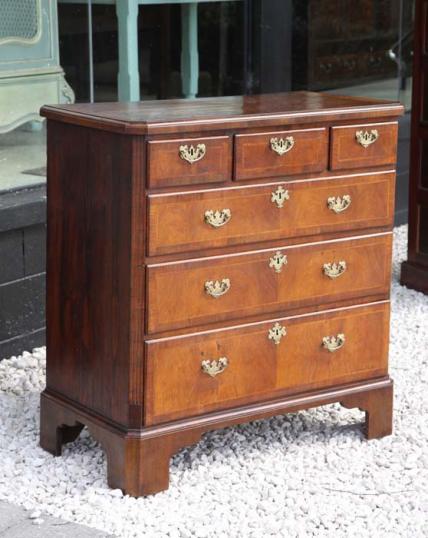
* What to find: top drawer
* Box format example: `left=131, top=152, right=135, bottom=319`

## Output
left=234, top=128, right=328, bottom=180
left=330, top=122, right=398, bottom=171
left=147, top=135, right=232, bottom=188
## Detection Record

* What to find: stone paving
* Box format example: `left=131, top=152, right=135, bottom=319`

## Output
left=0, top=500, right=113, bottom=537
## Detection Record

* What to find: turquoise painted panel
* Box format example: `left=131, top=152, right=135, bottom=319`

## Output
left=0, top=0, right=60, bottom=73
left=0, top=0, right=74, bottom=133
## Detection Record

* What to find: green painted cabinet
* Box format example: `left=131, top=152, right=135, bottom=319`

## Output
left=0, top=0, right=74, bottom=133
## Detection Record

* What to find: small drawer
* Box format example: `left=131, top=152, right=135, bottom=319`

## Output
left=234, top=127, right=328, bottom=180
left=147, top=135, right=232, bottom=188
left=146, top=234, right=392, bottom=334
left=330, top=122, right=398, bottom=171
left=144, top=302, right=390, bottom=424
left=147, top=172, right=395, bottom=256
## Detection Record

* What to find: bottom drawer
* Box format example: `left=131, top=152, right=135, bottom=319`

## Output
left=144, top=302, right=390, bottom=425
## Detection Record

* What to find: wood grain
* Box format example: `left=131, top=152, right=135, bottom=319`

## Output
left=330, top=122, right=398, bottom=170
left=235, top=127, right=328, bottom=180
left=144, top=302, right=390, bottom=424
left=40, top=376, right=393, bottom=495
left=146, top=234, right=392, bottom=334
left=45, top=121, right=137, bottom=427
left=40, top=91, right=403, bottom=135
left=147, top=135, right=232, bottom=188
left=147, top=172, right=395, bottom=256
left=41, top=91, right=401, bottom=496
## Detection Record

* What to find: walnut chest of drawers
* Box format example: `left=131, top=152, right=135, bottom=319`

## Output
left=40, top=92, right=403, bottom=496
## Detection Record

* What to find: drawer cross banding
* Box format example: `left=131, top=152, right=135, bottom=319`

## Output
left=40, top=91, right=402, bottom=496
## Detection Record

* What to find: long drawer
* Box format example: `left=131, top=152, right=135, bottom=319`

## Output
left=146, top=233, right=392, bottom=334
left=144, top=302, right=390, bottom=425
left=147, top=172, right=395, bottom=256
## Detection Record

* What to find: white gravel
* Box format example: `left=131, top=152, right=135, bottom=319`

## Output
left=0, top=225, right=427, bottom=538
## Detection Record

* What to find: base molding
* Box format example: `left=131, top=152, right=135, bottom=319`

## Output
left=40, top=377, right=394, bottom=496
left=401, top=260, right=428, bottom=295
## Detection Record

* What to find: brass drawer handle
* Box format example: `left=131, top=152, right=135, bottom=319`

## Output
left=205, top=278, right=231, bottom=298
left=270, top=136, right=295, bottom=156
left=204, top=209, right=231, bottom=228
left=355, top=129, right=379, bottom=148
left=201, top=357, right=228, bottom=377
left=268, top=322, right=287, bottom=345
left=269, top=251, right=287, bottom=273
left=179, top=143, right=206, bottom=164
left=271, top=186, right=290, bottom=208
left=323, top=261, right=347, bottom=279
left=322, top=333, right=345, bottom=352
left=327, top=195, right=351, bottom=214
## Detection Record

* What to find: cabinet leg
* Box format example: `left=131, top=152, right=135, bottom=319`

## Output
left=40, top=393, right=201, bottom=496
left=96, top=431, right=202, bottom=497
left=40, top=392, right=84, bottom=456
left=341, top=382, right=393, bottom=440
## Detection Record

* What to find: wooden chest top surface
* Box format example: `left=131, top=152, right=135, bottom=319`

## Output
left=40, top=91, right=403, bottom=135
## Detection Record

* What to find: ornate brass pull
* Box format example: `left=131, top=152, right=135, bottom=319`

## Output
left=355, top=129, right=379, bottom=148
left=270, top=136, right=295, bottom=156
left=268, top=322, right=287, bottom=345
left=205, top=278, right=231, bottom=298
left=204, top=209, right=231, bottom=228
left=323, top=261, right=347, bottom=279
left=179, top=143, right=206, bottom=164
left=201, top=357, right=228, bottom=377
left=327, top=195, right=351, bottom=214
left=269, top=251, right=288, bottom=273
left=322, top=333, right=345, bottom=352
left=271, top=186, right=290, bottom=208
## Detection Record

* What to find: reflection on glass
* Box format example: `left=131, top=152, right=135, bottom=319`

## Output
left=293, top=1, right=398, bottom=94
left=56, top=0, right=415, bottom=104
left=419, top=206, right=428, bottom=254
left=0, top=0, right=416, bottom=191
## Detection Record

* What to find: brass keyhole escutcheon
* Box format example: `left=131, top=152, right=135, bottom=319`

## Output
left=269, top=251, right=287, bottom=273
left=268, top=322, right=287, bottom=345
left=271, top=186, right=290, bottom=209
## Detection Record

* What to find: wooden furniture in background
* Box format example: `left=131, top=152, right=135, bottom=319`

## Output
left=40, top=92, right=403, bottom=496
left=400, top=0, right=428, bottom=294
left=292, top=0, right=414, bottom=91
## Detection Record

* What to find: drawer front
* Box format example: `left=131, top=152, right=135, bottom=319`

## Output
left=147, top=135, right=232, bottom=188
left=146, top=234, right=392, bottom=334
left=330, top=122, right=398, bottom=171
left=145, top=302, right=390, bottom=424
left=147, top=172, right=395, bottom=256
left=235, top=128, right=328, bottom=180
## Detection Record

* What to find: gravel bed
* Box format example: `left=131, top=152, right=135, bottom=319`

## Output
left=0, top=225, right=427, bottom=538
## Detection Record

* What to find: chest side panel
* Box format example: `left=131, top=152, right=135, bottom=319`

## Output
left=46, top=120, right=140, bottom=427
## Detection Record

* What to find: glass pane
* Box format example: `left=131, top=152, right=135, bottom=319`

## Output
left=293, top=0, right=400, bottom=97
left=56, top=0, right=416, bottom=104
left=0, top=0, right=416, bottom=191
